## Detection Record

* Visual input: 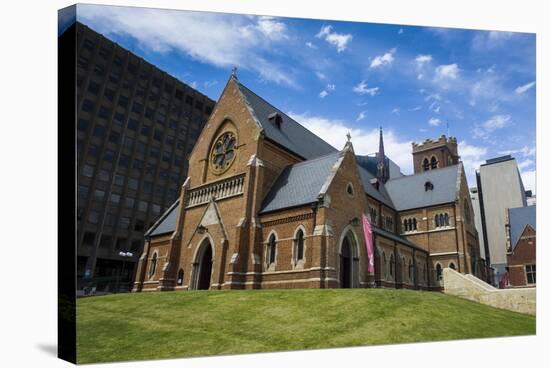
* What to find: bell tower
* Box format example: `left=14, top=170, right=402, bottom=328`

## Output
left=411, top=135, right=459, bottom=174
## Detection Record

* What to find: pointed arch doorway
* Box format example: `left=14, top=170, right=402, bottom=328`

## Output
left=192, top=238, right=213, bottom=290
left=339, top=229, right=359, bottom=288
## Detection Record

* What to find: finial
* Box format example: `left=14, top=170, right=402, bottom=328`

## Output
left=346, top=131, right=352, bottom=143
left=231, top=66, right=238, bottom=79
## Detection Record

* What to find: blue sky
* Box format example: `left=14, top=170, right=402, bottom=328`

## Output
left=73, top=4, right=536, bottom=192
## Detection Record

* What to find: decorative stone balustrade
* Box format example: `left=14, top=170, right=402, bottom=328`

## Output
left=186, top=174, right=245, bottom=207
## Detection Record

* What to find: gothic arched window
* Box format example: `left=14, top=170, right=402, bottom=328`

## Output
left=177, top=269, right=184, bottom=285
left=294, top=229, right=305, bottom=263
left=436, top=263, right=443, bottom=280
left=149, top=252, right=157, bottom=278
left=423, top=158, right=430, bottom=171
left=430, top=156, right=438, bottom=169
left=413, top=218, right=417, bottom=230
left=267, top=233, right=277, bottom=266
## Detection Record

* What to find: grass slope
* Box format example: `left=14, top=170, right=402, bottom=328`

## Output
left=77, top=289, right=535, bottom=364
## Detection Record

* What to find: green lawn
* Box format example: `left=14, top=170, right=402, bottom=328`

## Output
left=77, top=289, right=535, bottom=364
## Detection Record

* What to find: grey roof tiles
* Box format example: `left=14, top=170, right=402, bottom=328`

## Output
left=260, top=151, right=342, bottom=214
left=384, top=165, right=461, bottom=211
left=508, top=205, right=536, bottom=249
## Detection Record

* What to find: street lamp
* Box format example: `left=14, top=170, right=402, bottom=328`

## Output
left=115, top=251, right=134, bottom=293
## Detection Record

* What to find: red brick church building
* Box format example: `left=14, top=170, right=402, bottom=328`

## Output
left=133, top=74, right=483, bottom=292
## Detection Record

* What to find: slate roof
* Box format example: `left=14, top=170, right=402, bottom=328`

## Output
left=357, top=165, right=394, bottom=208
left=384, top=164, right=461, bottom=211
left=237, top=81, right=337, bottom=160
left=508, top=205, right=536, bottom=249
left=260, top=151, right=342, bottom=214
left=145, top=200, right=180, bottom=237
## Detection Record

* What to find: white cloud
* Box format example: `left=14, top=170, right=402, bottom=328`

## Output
left=398, top=28, right=404, bottom=35
left=254, top=16, right=288, bottom=40
left=305, top=41, right=317, bottom=49
left=189, top=81, right=198, bottom=89
left=415, top=54, right=432, bottom=64
left=319, top=84, right=336, bottom=98
left=391, top=108, right=400, bottom=115
left=78, top=5, right=295, bottom=87
left=370, top=48, right=396, bottom=69
left=473, top=114, right=512, bottom=139
left=498, top=146, right=536, bottom=158
left=315, top=71, right=326, bottom=80
left=483, top=114, right=511, bottom=131
left=473, top=30, right=516, bottom=50
left=353, top=81, right=379, bottom=96
left=518, top=159, right=535, bottom=171
left=288, top=112, right=414, bottom=173
left=515, top=81, right=536, bottom=94
left=315, top=25, right=352, bottom=52
left=408, top=106, right=422, bottom=112
left=428, top=118, right=442, bottom=126
left=356, top=111, right=367, bottom=121
left=435, top=63, right=460, bottom=79
left=203, top=80, right=218, bottom=88
left=459, top=141, right=488, bottom=185
left=520, top=169, right=536, bottom=194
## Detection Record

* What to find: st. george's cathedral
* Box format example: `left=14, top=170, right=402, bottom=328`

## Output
left=133, top=73, right=484, bottom=292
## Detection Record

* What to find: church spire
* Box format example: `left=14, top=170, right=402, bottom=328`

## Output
left=377, top=126, right=389, bottom=183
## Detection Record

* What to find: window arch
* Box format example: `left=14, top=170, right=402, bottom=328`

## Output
left=434, top=213, right=450, bottom=228
left=408, top=259, right=413, bottom=282
left=346, top=183, right=354, bottom=196
left=177, top=269, right=184, bottom=285
left=449, top=262, right=456, bottom=270
left=294, top=227, right=305, bottom=264
left=267, top=233, right=277, bottom=267
left=413, top=218, right=417, bottom=230
left=422, top=158, right=430, bottom=171
left=389, top=254, right=394, bottom=279
left=430, top=156, right=438, bottom=169
left=436, top=263, right=443, bottom=281
left=149, top=252, right=158, bottom=278
left=382, top=252, right=387, bottom=279
left=403, top=219, right=408, bottom=232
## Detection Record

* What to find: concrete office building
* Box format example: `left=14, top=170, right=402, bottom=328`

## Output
left=73, top=21, right=215, bottom=290
left=469, top=187, right=486, bottom=260
left=476, top=155, right=527, bottom=279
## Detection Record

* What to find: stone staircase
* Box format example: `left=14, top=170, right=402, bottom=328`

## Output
left=442, top=268, right=535, bottom=315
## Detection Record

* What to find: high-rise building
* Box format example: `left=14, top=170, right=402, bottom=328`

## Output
left=476, top=155, right=527, bottom=279
left=469, top=187, right=486, bottom=261
left=72, top=21, right=215, bottom=291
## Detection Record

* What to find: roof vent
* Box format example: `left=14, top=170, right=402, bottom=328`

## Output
left=268, top=112, right=283, bottom=129
left=424, top=180, right=434, bottom=191
left=370, top=177, right=380, bottom=190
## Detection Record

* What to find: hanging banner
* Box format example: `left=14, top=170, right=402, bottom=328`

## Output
left=362, top=213, right=375, bottom=274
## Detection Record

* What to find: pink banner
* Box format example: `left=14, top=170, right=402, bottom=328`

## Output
left=362, top=213, right=375, bottom=274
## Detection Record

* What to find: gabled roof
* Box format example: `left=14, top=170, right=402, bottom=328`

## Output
left=384, top=165, right=461, bottom=211
left=508, top=205, right=536, bottom=249
left=260, top=151, right=342, bottom=214
left=357, top=165, right=394, bottom=208
left=145, top=200, right=180, bottom=237
left=236, top=81, right=337, bottom=160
